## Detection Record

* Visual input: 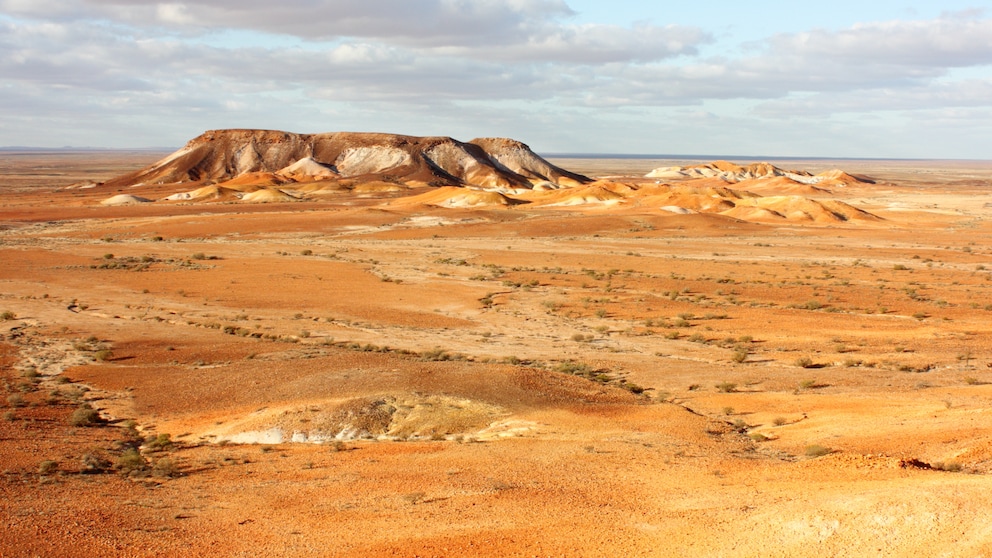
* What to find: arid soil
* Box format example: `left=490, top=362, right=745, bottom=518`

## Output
left=3, top=150, right=992, bottom=556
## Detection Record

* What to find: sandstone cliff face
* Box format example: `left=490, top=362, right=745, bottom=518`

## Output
left=102, top=129, right=590, bottom=189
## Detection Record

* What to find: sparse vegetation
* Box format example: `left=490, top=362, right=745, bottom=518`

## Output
left=805, top=444, right=832, bottom=457
left=69, top=404, right=101, bottom=427
left=38, top=460, right=59, bottom=475
left=731, top=345, right=749, bottom=363
left=152, top=458, right=180, bottom=478
left=715, top=382, right=737, bottom=393
left=795, top=356, right=814, bottom=368
left=115, top=449, right=147, bottom=475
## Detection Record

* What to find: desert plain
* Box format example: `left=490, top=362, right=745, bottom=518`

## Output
left=3, top=139, right=992, bottom=556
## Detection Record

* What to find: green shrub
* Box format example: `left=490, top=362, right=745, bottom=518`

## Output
left=715, top=382, right=737, bottom=393
left=795, top=356, right=814, bottom=368
left=0, top=311, right=15, bottom=321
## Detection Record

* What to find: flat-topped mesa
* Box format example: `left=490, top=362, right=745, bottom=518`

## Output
left=101, top=129, right=591, bottom=190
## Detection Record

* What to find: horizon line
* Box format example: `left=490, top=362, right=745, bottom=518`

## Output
left=1, top=145, right=989, bottom=163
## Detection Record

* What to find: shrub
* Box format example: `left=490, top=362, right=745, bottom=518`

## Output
left=0, top=311, right=15, bottom=321
left=7, top=394, right=26, bottom=408
left=731, top=346, right=749, bottom=363
left=622, top=382, right=645, bottom=394
left=805, top=444, right=832, bottom=457
left=191, top=252, right=207, bottom=260
left=555, top=361, right=591, bottom=375
left=773, top=416, right=788, bottom=426
left=715, top=382, right=737, bottom=393
left=80, top=451, right=112, bottom=474
left=146, top=433, right=173, bottom=450
left=152, top=458, right=180, bottom=478
left=798, top=379, right=818, bottom=390
left=93, top=349, right=113, bottom=362
left=795, top=356, right=814, bottom=368
left=749, top=432, right=770, bottom=442
left=115, top=449, right=146, bottom=475
left=69, top=404, right=101, bottom=427
left=38, top=460, right=59, bottom=475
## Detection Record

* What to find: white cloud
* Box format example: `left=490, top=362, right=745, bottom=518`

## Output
left=2, top=2, right=992, bottom=156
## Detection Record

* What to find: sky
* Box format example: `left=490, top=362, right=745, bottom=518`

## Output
left=2, top=1, right=992, bottom=158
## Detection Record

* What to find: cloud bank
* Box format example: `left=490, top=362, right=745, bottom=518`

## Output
left=1, top=1, right=991, bottom=157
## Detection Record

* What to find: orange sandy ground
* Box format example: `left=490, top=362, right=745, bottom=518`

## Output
left=3, top=153, right=992, bottom=556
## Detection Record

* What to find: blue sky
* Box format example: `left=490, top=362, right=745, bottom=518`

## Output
left=2, top=1, right=992, bottom=158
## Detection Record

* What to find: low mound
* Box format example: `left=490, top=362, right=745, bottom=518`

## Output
left=100, top=129, right=592, bottom=191
left=276, top=157, right=339, bottom=180
left=727, top=196, right=881, bottom=223
left=352, top=181, right=407, bottom=194
left=100, top=194, right=152, bottom=206
left=240, top=188, right=300, bottom=203
left=734, top=176, right=833, bottom=196
left=647, top=160, right=874, bottom=186
left=660, top=206, right=696, bottom=214
left=217, top=172, right=289, bottom=190
left=163, top=185, right=244, bottom=202
left=395, top=186, right=519, bottom=208
left=522, top=184, right=626, bottom=206
left=290, top=182, right=351, bottom=195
